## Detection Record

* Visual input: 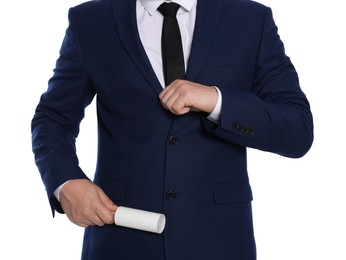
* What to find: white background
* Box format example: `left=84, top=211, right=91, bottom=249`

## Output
left=1, top=0, right=345, bottom=259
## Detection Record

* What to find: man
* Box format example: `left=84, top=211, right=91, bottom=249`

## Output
left=31, top=0, right=313, bottom=259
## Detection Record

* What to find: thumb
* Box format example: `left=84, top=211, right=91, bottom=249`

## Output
left=97, top=187, right=117, bottom=212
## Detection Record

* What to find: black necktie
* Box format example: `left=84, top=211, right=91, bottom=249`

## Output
left=158, top=2, right=185, bottom=86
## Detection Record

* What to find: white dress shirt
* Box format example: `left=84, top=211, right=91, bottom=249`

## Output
left=137, top=0, right=196, bottom=88
left=137, top=0, right=222, bottom=122
left=54, top=0, right=222, bottom=201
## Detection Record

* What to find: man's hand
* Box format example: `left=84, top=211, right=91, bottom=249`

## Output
left=159, top=80, right=218, bottom=115
left=59, top=179, right=117, bottom=227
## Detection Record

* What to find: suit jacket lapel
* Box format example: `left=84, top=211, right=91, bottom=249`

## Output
left=186, top=0, right=222, bottom=82
left=111, top=0, right=162, bottom=94
left=111, top=0, right=222, bottom=91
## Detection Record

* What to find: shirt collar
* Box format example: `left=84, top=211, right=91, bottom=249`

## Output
left=139, top=0, right=197, bottom=16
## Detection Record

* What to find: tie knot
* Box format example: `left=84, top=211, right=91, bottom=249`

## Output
left=158, top=2, right=180, bottom=17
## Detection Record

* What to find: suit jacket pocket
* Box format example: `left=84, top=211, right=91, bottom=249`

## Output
left=94, top=179, right=125, bottom=202
left=207, top=55, right=248, bottom=69
left=213, top=181, right=253, bottom=205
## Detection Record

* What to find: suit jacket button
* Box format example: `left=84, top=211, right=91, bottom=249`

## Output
left=169, top=136, right=178, bottom=145
left=166, top=190, right=176, bottom=200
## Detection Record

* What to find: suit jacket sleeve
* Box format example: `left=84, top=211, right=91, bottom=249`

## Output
left=202, top=8, right=313, bottom=158
left=31, top=8, right=95, bottom=215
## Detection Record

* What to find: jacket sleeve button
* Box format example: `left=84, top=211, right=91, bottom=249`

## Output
left=246, top=129, right=254, bottom=135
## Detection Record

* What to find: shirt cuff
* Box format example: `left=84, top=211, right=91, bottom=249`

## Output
left=53, top=181, right=70, bottom=202
left=207, top=86, right=222, bottom=123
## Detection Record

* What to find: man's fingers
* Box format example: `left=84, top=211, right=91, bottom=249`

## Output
left=159, top=80, right=192, bottom=115
left=67, top=214, right=94, bottom=227
left=96, top=189, right=116, bottom=224
left=97, top=187, right=117, bottom=212
left=59, top=179, right=117, bottom=227
left=159, top=80, right=218, bottom=115
left=159, top=85, right=176, bottom=108
left=69, top=202, right=114, bottom=226
left=168, top=97, right=191, bottom=115
left=96, top=209, right=115, bottom=225
left=84, top=207, right=115, bottom=226
left=75, top=219, right=95, bottom=228
left=161, top=92, right=180, bottom=111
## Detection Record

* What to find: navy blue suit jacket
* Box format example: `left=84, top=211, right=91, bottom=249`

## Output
left=32, top=0, right=313, bottom=259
